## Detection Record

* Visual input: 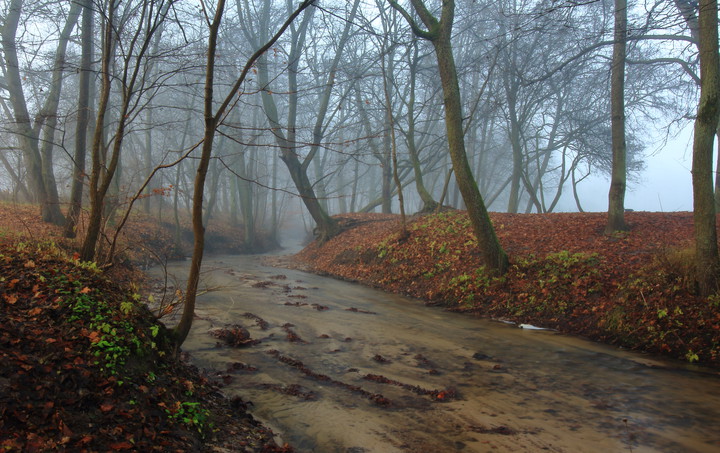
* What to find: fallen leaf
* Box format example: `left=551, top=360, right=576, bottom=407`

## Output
left=79, top=287, right=91, bottom=294
left=77, top=435, right=93, bottom=445
left=24, top=260, right=35, bottom=268
left=109, top=441, right=133, bottom=450
left=100, top=403, right=114, bottom=413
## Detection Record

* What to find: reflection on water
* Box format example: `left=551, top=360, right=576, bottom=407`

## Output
left=151, top=255, right=720, bottom=453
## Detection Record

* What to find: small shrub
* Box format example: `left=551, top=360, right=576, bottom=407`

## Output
left=655, top=247, right=696, bottom=292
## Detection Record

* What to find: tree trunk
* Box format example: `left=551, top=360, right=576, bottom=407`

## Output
left=249, top=2, right=338, bottom=241
left=505, top=81, right=523, bottom=214
left=1, top=0, right=72, bottom=225
left=64, top=0, right=94, bottom=238
left=606, top=0, right=629, bottom=233
left=173, top=0, right=316, bottom=350
left=692, top=0, right=720, bottom=296
left=390, top=0, right=508, bottom=272
left=435, top=37, right=507, bottom=271
left=36, top=0, right=80, bottom=226
left=715, top=129, right=720, bottom=211
left=80, top=0, right=116, bottom=261
left=382, top=42, right=406, bottom=232
left=405, top=43, right=437, bottom=212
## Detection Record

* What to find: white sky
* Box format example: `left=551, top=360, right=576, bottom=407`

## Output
left=558, top=124, right=695, bottom=213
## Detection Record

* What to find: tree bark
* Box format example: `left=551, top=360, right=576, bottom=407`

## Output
left=81, top=0, right=173, bottom=262
left=245, top=1, right=338, bottom=241
left=173, top=0, right=316, bottom=350
left=692, top=0, right=720, bottom=296
left=606, top=0, right=629, bottom=233
left=172, top=0, right=226, bottom=350
left=80, top=0, right=117, bottom=261
left=64, top=0, right=94, bottom=238
left=405, top=43, right=438, bottom=212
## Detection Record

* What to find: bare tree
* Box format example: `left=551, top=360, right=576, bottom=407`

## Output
left=80, top=0, right=175, bottom=261
left=389, top=0, right=508, bottom=273
left=692, top=0, right=720, bottom=296
left=1, top=0, right=80, bottom=225
left=64, top=0, right=94, bottom=238
left=172, top=0, right=316, bottom=350
left=606, top=0, right=629, bottom=232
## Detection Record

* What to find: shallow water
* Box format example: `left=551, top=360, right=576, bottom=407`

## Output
left=151, top=254, right=720, bottom=453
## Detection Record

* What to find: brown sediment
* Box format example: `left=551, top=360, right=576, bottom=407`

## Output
left=209, top=325, right=260, bottom=347
left=266, top=350, right=391, bottom=407
left=362, top=374, right=457, bottom=401
left=284, top=301, right=308, bottom=307
left=257, top=383, right=317, bottom=400
left=282, top=324, right=308, bottom=344
left=346, top=307, right=377, bottom=314
left=243, top=312, right=270, bottom=330
left=227, top=362, right=259, bottom=373
left=251, top=280, right=274, bottom=289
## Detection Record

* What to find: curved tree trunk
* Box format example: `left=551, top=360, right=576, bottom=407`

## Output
left=245, top=1, right=338, bottom=241
left=1, top=0, right=76, bottom=225
left=389, top=0, right=508, bottom=273
left=406, top=42, right=438, bottom=212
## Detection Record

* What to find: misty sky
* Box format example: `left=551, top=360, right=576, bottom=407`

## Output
left=561, top=125, right=694, bottom=213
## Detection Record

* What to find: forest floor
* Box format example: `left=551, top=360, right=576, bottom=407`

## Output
left=293, top=210, right=720, bottom=369
left=0, top=203, right=289, bottom=452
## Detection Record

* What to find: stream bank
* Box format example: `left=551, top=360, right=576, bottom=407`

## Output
left=294, top=211, right=720, bottom=367
left=0, top=237, right=289, bottom=452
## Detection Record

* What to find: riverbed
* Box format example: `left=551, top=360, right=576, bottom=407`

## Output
left=151, top=254, right=720, bottom=452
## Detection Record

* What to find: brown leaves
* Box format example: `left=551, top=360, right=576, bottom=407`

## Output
left=87, top=331, right=102, bottom=344
left=0, top=208, right=292, bottom=452
left=109, top=441, right=134, bottom=450
left=100, top=403, right=114, bottom=413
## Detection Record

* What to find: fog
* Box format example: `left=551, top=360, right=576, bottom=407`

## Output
left=568, top=125, right=694, bottom=213
left=0, top=0, right=710, bottom=251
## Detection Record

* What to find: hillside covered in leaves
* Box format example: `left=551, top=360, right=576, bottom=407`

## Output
left=295, top=210, right=720, bottom=367
left=0, top=204, right=288, bottom=452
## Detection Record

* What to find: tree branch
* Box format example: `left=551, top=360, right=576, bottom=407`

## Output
left=387, top=0, right=436, bottom=40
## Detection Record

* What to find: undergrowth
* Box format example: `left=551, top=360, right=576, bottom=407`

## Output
left=1, top=239, right=215, bottom=439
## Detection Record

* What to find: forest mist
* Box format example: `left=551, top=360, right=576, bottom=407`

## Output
left=0, top=0, right=704, bottom=251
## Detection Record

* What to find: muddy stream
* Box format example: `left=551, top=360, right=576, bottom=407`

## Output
left=152, top=254, right=720, bottom=452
